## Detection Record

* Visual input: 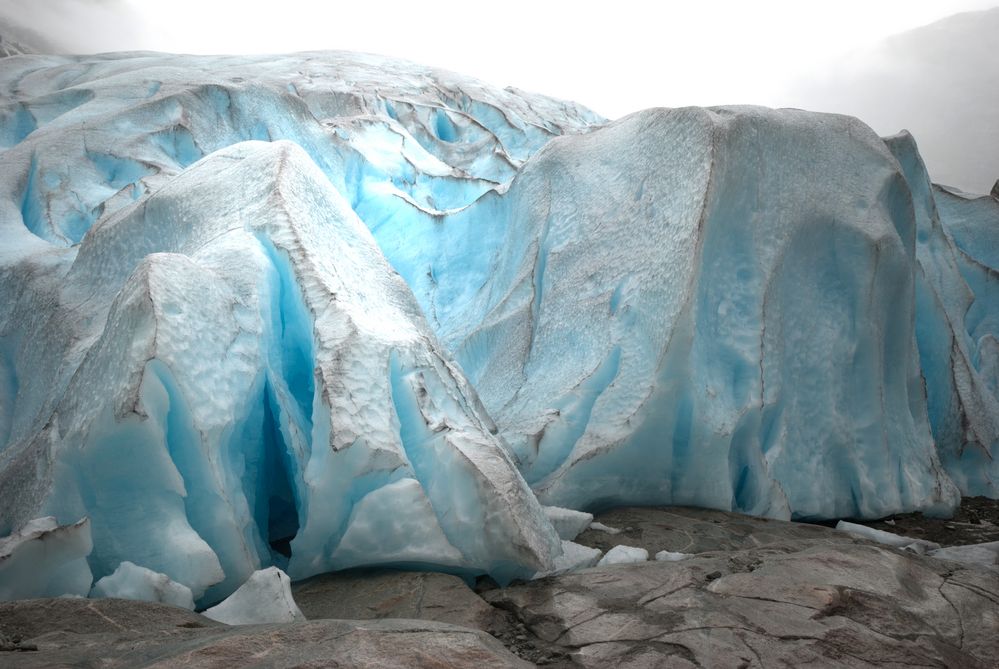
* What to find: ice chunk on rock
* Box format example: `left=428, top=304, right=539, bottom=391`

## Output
left=928, top=542, right=999, bottom=570
left=597, top=545, right=649, bottom=566
left=0, top=517, right=92, bottom=600
left=835, top=521, right=941, bottom=553
left=202, top=567, right=305, bottom=625
left=588, top=522, right=623, bottom=535
left=542, top=506, right=594, bottom=541
left=654, top=550, right=692, bottom=562
left=536, top=541, right=602, bottom=578
left=90, top=561, right=195, bottom=610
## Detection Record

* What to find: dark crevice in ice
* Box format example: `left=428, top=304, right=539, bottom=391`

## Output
left=261, top=381, right=300, bottom=564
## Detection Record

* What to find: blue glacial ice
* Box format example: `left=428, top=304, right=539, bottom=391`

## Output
left=90, top=560, right=196, bottom=610
left=457, top=107, right=961, bottom=520
left=0, top=50, right=996, bottom=602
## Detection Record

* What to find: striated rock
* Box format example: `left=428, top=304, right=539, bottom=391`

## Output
left=573, top=505, right=855, bottom=556
left=0, top=597, right=221, bottom=640
left=3, top=615, right=530, bottom=669
left=484, top=507, right=999, bottom=667
left=292, top=568, right=504, bottom=632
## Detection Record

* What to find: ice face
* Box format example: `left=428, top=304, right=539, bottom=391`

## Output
left=0, top=50, right=995, bottom=604
left=453, top=107, right=961, bottom=521
left=885, top=133, right=999, bottom=499
left=0, top=138, right=562, bottom=603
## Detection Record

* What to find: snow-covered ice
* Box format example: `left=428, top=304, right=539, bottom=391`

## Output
left=202, top=566, right=304, bottom=625
left=597, top=545, right=649, bottom=566
left=90, top=561, right=195, bottom=610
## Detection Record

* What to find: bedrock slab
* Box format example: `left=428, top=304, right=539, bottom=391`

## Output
left=484, top=507, right=999, bottom=668
left=1, top=599, right=529, bottom=669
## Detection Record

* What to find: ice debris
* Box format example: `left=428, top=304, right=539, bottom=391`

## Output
left=90, top=561, right=195, bottom=610
left=835, top=521, right=941, bottom=553
left=202, top=567, right=305, bottom=625
left=655, top=550, right=693, bottom=562
left=928, top=542, right=999, bottom=570
left=588, top=522, right=623, bottom=535
left=543, top=506, right=594, bottom=541
left=597, top=545, right=649, bottom=566
left=536, top=541, right=603, bottom=578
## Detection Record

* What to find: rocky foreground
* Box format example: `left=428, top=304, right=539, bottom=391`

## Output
left=2, top=507, right=997, bottom=668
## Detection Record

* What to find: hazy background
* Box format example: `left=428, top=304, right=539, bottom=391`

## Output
left=1, top=0, right=997, bottom=191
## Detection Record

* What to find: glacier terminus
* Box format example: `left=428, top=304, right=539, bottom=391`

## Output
left=0, top=50, right=997, bottom=606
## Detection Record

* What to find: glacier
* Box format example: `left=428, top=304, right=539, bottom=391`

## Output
left=0, top=49, right=996, bottom=603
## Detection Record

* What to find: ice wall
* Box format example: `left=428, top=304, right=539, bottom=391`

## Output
left=0, top=136, right=563, bottom=603
left=0, top=50, right=996, bottom=602
left=455, top=107, right=959, bottom=520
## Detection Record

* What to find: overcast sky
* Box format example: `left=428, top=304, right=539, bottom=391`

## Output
left=0, top=0, right=995, bottom=119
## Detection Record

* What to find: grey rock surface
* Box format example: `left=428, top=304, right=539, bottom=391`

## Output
left=1, top=601, right=530, bottom=668
left=292, top=569, right=575, bottom=666
left=573, top=505, right=858, bottom=555
left=292, top=569, right=505, bottom=632
left=0, top=597, right=222, bottom=639
left=5, top=507, right=998, bottom=668
left=484, top=507, right=999, bottom=668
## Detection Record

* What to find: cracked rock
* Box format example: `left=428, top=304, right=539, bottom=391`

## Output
left=485, top=507, right=999, bottom=668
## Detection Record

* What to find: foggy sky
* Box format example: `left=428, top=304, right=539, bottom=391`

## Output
left=783, top=8, right=999, bottom=193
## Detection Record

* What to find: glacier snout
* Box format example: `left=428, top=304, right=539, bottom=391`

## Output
left=0, top=50, right=996, bottom=605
